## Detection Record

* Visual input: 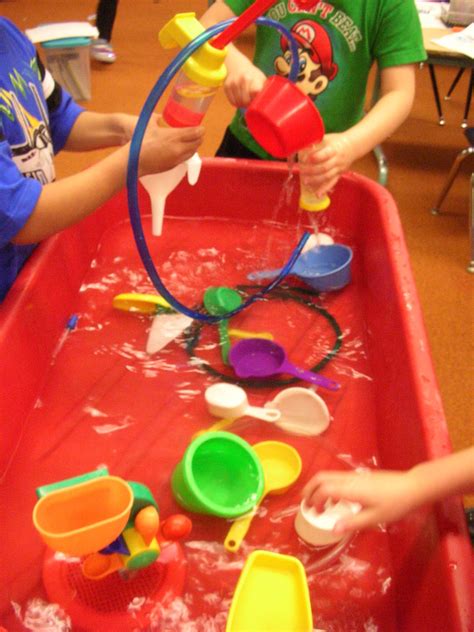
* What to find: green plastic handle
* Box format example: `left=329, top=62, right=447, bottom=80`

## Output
left=219, top=320, right=231, bottom=364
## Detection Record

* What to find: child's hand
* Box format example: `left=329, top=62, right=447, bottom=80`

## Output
left=115, top=113, right=171, bottom=145
left=224, top=57, right=267, bottom=108
left=115, top=113, right=139, bottom=143
left=299, top=133, right=356, bottom=198
left=302, top=469, right=424, bottom=534
left=138, top=120, right=204, bottom=176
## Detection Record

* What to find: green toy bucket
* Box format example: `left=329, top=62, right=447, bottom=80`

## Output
left=171, top=432, right=264, bottom=518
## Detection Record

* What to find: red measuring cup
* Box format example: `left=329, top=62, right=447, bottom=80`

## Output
left=244, top=75, right=325, bottom=158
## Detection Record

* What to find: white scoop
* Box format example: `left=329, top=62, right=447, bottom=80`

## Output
left=205, top=383, right=280, bottom=422
left=295, top=499, right=361, bottom=547
left=140, top=152, right=202, bottom=236
left=264, top=387, right=330, bottom=436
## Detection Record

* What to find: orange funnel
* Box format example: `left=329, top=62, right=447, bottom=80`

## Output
left=33, top=476, right=133, bottom=556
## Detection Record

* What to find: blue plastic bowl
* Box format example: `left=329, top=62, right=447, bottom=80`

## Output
left=296, top=244, right=353, bottom=291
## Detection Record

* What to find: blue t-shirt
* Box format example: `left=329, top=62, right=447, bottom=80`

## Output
left=0, top=17, right=84, bottom=302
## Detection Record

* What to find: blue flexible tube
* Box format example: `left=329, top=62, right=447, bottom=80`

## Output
left=127, top=16, right=309, bottom=322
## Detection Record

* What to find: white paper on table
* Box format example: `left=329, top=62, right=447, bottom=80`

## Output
left=416, top=1, right=446, bottom=28
left=25, top=22, right=99, bottom=43
left=432, top=23, right=474, bottom=58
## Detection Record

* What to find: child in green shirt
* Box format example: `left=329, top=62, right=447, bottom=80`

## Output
left=201, top=0, right=427, bottom=198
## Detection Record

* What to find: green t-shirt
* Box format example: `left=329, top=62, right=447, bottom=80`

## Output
left=224, top=0, right=427, bottom=158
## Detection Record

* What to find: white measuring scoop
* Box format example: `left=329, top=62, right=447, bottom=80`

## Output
left=295, top=498, right=361, bottom=547
left=205, top=383, right=281, bottom=423
left=264, top=387, right=330, bottom=436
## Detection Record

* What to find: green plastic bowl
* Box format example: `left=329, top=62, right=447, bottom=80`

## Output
left=171, top=432, right=264, bottom=518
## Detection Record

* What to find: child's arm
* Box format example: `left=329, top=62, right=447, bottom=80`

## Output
left=302, top=447, right=474, bottom=534
left=303, top=64, right=417, bottom=197
left=200, top=0, right=266, bottom=108
left=12, top=122, right=204, bottom=244
left=62, top=111, right=139, bottom=151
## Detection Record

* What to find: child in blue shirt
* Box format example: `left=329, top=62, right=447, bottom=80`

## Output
left=0, top=17, right=204, bottom=302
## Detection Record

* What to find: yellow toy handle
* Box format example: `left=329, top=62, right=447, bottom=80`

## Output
left=192, top=418, right=234, bottom=439
left=113, top=292, right=171, bottom=313
left=159, top=13, right=227, bottom=89
left=228, top=329, right=274, bottom=340
left=224, top=508, right=258, bottom=553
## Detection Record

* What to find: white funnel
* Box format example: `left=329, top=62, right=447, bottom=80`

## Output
left=140, top=153, right=202, bottom=236
left=186, top=152, right=202, bottom=185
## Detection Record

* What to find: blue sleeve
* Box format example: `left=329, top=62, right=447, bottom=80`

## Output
left=47, top=77, right=84, bottom=154
left=0, top=138, right=42, bottom=245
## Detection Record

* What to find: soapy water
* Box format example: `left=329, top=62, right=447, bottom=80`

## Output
left=12, top=599, right=71, bottom=632
left=0, top=215, right=397, bottom=631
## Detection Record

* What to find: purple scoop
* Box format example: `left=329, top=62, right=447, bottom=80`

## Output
left=229, top=339, right=340, bottom=391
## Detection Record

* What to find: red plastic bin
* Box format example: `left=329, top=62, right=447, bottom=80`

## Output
left=0, top=158, right=471, bottom=631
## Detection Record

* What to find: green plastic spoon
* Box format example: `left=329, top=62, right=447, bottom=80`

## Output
left=203, top=287, right=242, bottom=364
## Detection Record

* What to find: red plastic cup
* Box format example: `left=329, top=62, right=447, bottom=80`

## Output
left=244, top=75, right=325, bottom=158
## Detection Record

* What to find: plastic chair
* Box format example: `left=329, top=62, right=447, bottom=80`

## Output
left=431, top=127, right=474, bottom=272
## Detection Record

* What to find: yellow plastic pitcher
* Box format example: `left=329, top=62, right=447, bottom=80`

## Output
left=226, top=550, right=313, bottom=631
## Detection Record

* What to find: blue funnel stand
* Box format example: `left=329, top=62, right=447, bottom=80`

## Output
left=127, top=17, right=308, bottom=322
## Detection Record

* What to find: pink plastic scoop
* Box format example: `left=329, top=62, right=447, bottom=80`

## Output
left=229, top=338, right=340, bottom=391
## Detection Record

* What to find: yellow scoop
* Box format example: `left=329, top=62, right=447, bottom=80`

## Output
left=228, top=329, right=273, bottom=340
left=226, top=550, right=313, bottom=631
left=224, top=441, right=301, bottom=552
left=113, top=292, right=171, bottom=313
left=113, top=294, right=273, bottom=340
left=113, top=292, right=274, bottom=355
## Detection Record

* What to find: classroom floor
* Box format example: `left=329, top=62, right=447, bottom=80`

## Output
left=4, top=0, right=472, bottom=504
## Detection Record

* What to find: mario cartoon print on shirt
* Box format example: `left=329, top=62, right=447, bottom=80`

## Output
left=274, top=19, right=338, bottom=99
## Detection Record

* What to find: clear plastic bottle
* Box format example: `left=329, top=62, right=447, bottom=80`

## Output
left=162, top=69, right=218, bottom=128
left=158, top=13, right=227, bottom=128
left=298, top=144, right=331, bottom=212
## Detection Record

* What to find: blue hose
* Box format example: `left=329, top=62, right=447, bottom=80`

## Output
left=127, top=16, right=309, bottom=322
